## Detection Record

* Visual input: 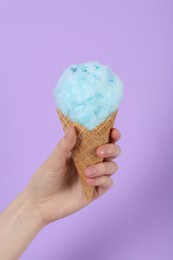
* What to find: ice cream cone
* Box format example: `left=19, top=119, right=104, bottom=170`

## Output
left=57, top=109, right=118, bottom=202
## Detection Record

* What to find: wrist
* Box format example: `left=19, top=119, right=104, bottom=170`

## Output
left=19, top=189, right=48, bottom=228
left=0, top=190, right=46, bottom=259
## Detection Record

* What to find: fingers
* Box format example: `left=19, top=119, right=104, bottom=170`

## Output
left=85, top=161, right=118, bottom=177
left=86, top=175, right=113, bottom=197
left=96, top=128, right=121, bottom=159
left=86, top=175, right=113, bottom=187
left=85, top=128, right=121, bottom=199
left=85, top=127, right=121, bottom=199
left=85, top=161, right=117, bottom=197
left=58, top=126, right=77, bottom=153
left=96, top=143, right=121, bottom=159
left=109, top=128, right=121, bottom=143
left=46, top=126, right=77, bottom=166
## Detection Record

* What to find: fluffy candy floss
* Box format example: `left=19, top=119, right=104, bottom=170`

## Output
left=53, top=61, right=124, bottom=202
left=53, top=61, right=123, bottom=130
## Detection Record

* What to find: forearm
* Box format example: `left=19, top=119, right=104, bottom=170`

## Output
left=0, top=191, right=45, bottom=260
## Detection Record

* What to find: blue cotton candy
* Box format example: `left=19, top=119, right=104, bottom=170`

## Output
left=53, top=61, right=124, bottom=130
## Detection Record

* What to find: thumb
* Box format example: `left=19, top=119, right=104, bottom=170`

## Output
left=57, top=126, right=77, bottom=160
left=47, top=126, right=77, bottom=167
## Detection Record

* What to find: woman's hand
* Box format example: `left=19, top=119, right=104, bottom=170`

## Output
left=0, top=126, right=121, bottom=259
left=25, top=126, right=121, bottom=224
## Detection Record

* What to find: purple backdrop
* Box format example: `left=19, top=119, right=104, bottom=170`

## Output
left=0, top=0, right=172, bottom=259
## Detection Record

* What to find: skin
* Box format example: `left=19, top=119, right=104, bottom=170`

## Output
left=0, top=126, right=121, bottom=259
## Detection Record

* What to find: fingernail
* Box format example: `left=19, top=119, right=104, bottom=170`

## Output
left=85, top=168, right=96, bottom=176
left=98, top=149, right=105, bottom=156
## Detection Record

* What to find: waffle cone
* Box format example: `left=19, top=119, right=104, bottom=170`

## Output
left=57, top=109, right=118, bottom=202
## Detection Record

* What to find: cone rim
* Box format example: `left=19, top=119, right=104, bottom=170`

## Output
left=57, top=109, right=118, bottom=133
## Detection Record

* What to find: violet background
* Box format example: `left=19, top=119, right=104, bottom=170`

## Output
left=0, top=0, right=172, bottom=259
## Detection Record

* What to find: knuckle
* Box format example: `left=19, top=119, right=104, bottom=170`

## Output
left=100, top=163, right=106, bottom=174
left=58, top=139, right=69, bottom=153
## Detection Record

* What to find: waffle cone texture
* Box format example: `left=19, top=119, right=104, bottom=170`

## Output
left=57, top=109, right=118, bottom=202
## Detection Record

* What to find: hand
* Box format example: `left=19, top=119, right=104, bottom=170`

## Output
left=24, top=126, right=121, bottom=224
left=0, top=126, right=121, bottom=259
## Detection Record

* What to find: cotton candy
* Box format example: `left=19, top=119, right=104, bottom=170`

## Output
left=53, top=61, right=124, bottom=130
